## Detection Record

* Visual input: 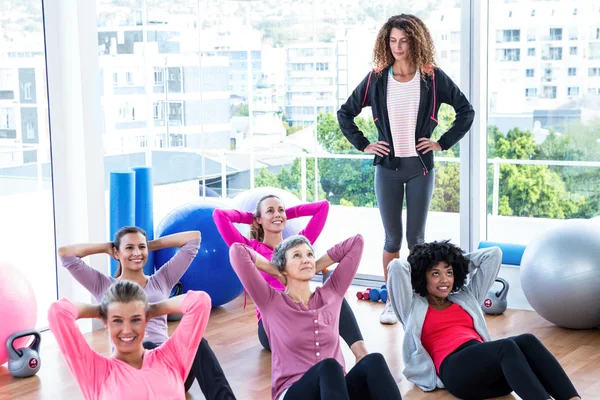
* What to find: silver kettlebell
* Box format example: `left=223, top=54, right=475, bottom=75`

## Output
left=7, top=329, right=41, bottom=378
left=481, top=277, right=509, bottom=315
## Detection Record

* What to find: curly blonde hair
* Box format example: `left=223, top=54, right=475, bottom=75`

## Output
left=373, top=14, right=436, bottom=76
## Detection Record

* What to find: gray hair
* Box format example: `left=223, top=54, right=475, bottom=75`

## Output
left=271, top=235, right=314, bottom=272
left=99, top=280, right=150, bottom=321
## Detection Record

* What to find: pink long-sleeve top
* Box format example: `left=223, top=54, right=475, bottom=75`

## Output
left=213, top=200, right=329, bottom=322
left=47, top=291, right=211, bottom=400
left=229, top=234, right=364, bottom=400
left=60, top=239, right=199, bottom=345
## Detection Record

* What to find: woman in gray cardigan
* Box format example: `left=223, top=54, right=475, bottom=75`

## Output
left=387, top=241, right=579, bottom=400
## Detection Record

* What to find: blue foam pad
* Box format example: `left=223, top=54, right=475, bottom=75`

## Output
left=478, top=241, right=526, bottom=266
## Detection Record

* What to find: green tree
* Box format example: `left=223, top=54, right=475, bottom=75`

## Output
left=254, top=158, right=326, bottom=202
left=315, top=112, right=378, bottom=206
left=232, top=103, right=249, bottom=117
left=487, top=126, right=584, bottom=218
left=281, top=113, right=303, bottom=136
left=429, top=104, right=460, bottom=212
left=532, top=120, right=600, bottom=218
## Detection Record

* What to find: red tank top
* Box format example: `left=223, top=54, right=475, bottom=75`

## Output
left=421, top=303, right=483, bottom=374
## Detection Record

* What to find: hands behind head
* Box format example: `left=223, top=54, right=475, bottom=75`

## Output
left=276, top=272, right=287, bottom=287
left=106, top=242, right=118, bottom=260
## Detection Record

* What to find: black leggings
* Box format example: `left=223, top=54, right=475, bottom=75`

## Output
left=440, top=334, right=579, bottom=400
left=374, top=160, right=435, bottom=253
left=257, top=298, right=363, bottom=352
left=143, top=338, right=236, bottom=400
left=282, top=353, right=401, bottom=400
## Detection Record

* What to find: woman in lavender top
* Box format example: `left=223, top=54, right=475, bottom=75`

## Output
left=229, top=234, right=402, bottom=400
left=58, top=226, right=236, bottom=400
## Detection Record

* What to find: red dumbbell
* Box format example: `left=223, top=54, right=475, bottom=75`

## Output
left=356, top=288, right=372, bottom=300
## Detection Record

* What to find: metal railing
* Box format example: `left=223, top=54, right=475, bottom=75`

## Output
left=3, top=145, right=599, bottom=215
left=219, top=150, right=600, bottom=216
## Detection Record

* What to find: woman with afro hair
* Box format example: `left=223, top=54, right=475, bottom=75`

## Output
left=337, top=14, right=474, bottom=325
left=386, top=241, right=580, bottom=399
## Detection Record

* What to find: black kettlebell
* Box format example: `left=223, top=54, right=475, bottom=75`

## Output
left=481, top=277, right=509, bottom=315
left=6, top=329, right=41, bottom=378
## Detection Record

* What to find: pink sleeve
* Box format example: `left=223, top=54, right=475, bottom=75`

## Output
left=289, top=200, right=330, bottom=244
left=152, top=239, right=200, bottom=291
left=323, top=234, right=364, bottom=296
left=213, top=208, right=255, bottom=247
left=155, top=291, right=211, bottom=380
left=48, top=299, right=109, bottom=399
left=229, top=243, right=275, bottom=310
left=60, top=256, right=114, bottom=302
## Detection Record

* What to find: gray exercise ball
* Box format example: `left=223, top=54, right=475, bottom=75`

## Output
left=520, top=220, right=600, bottom=329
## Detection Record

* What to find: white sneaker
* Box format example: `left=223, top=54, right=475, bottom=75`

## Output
left=379, top=301, right=398, bottom=325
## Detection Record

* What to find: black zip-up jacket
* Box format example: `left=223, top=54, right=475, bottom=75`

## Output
left=337, top=67, right=475, bottom=173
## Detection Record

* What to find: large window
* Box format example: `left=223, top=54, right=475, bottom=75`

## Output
left=95, top=1, right=466, bottom=278
left=487, top=0, right=600, bottom=245
left=0, top=1, right=57, bottom=328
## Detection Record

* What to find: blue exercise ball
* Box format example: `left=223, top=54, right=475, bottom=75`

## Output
left=154, top=200, right=243, bottom=307
left=230, top=187, right=306, bottom=239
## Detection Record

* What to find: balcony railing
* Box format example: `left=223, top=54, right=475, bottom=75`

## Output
left=218, top=150, right=600, bottom=216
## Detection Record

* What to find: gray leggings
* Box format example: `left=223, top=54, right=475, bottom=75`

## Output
left=374, top=158, right=435, bottom=253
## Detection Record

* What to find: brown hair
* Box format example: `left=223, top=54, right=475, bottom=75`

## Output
left=249, top=194, right=283, bottom=242
left=372, top=14, right=436, bottom=76
left=113, top=226, right=147, bottom=278
left=99, top=280, right=149, bottom=321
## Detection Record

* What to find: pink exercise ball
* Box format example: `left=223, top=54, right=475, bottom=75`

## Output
left=0, top=262, right=38, bottom=365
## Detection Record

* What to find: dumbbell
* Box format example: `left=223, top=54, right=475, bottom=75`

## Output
left=369, top=285, right=388, bottom=302
left=356, top=288, right=371, bottom=300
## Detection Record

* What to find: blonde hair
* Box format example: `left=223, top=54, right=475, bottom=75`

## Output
left=372, top=14, right=436, bottom=76
left=99, top=280, right=149, bottom=321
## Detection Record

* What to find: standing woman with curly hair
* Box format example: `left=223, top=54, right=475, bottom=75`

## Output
left=338, top=14, right=475, bottom=325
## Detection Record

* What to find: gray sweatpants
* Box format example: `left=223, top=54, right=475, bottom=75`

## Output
left=374, top=157, right=435, bottom=253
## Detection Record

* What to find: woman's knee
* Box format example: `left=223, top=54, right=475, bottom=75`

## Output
left=496, top=338, right=521, bottom=356
left=257, top=325, right=271, bottom=352
left=317, top=358, right=344, bottom=374
left=359, top=352, right=386, bottom=368
left=384, top=235, right=402, bottom=253
left=512, top=333, right=542, bottom=348
left=406, top=232, right=425, bottom=250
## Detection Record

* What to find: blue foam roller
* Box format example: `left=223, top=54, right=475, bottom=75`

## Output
left=109, top=171, right=135, bottom=276
left=132, top=167, right=154, bottom=275
left=478, top=241, right=526, bottom=266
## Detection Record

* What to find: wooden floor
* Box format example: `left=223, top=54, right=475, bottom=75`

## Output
left=1, top=288, right=600, bottom=400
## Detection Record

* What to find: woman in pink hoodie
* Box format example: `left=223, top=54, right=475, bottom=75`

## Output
left=48, top=280, right=211, bottom=400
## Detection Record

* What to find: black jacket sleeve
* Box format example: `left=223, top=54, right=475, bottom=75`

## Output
left=337, top=71, right=373, bottom=152
left=435, top=68, right=475, bottom=151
